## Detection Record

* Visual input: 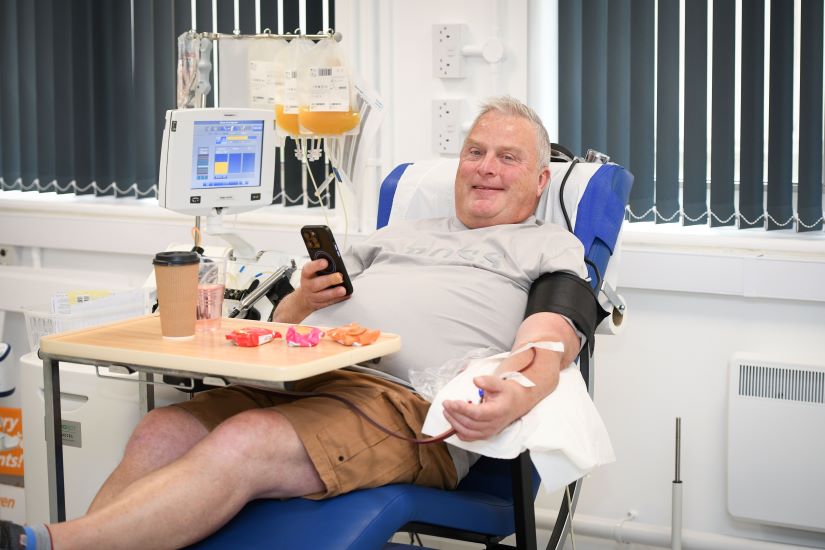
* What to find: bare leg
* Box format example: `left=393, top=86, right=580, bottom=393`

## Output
left=50, top=408, right=323, bottom=550
left=88, top=406, right=209, bottom=512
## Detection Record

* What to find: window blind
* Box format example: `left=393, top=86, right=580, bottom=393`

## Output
left=739, top=0, right=764, bottom=229
left=557, top=0, right=824, bottom=232
left=0, top=0, right=173, bottom=198
left=0, top=0, right=333, bottom=207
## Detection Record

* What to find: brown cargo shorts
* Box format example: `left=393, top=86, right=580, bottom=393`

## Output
left=171, top=369, right=458, bottom=499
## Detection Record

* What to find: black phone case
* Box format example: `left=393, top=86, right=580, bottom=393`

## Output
left=300, top=225, right=354, bottom=295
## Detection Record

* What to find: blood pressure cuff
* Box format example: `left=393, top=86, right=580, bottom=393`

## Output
left=525, top=271, right=603, bottom=354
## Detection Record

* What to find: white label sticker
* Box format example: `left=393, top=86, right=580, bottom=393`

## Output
left=248, top=60, right=277, bottom=108
left=283, top=69, right=299, bottom=114
left=308, top=66, right=350, bottom=112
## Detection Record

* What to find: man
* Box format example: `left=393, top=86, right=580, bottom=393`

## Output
left=2, top=96, right=587, bottom=550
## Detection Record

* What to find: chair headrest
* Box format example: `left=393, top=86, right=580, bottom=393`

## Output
left=377, top=158, right=634, bottom=292
left=381, top=158, right=613, bottom=229
left=381, top=159, right=456, bottom=225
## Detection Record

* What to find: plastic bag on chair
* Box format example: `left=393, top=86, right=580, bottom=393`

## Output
left=421, top=344, right=615, bottom=493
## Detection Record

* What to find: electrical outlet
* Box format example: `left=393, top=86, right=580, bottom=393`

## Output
left=432, top=24, right=465, bottom=79
left=0, top=246, right=17, bottom=266
left=433, top=99, right=463, bottom=155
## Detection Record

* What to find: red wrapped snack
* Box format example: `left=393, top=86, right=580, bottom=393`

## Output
left=225, top=327, right=281, bottom=347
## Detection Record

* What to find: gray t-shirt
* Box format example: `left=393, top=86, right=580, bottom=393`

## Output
left=305, top=216, right=587, bottom=382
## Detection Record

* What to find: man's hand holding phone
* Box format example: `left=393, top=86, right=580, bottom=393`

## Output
left=271, top=259, right=351, bottom=323
left=271, top=225, right=353, bottom=324
left=300, top=225, right=354, bottom=295
left=299, top=257, right=351, bottom=308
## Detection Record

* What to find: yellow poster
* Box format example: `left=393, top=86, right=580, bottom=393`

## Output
left=0, top=408, right=24, bottom=477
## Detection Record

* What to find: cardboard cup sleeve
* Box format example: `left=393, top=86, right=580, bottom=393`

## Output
left=153, top=252, right=200, bottom=339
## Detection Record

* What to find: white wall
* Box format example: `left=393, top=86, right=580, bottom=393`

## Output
left=1, top=0, right=825, bottom=547
left=338, top=3, right=825, bottom=548
left=337, top=0, right=529, bottom=177
left=569, top=284, right=825, bottom=549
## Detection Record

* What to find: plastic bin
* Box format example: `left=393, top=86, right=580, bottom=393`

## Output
left=23, top=291, right=147, bottom=353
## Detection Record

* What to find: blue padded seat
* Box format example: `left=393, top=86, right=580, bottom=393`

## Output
left=189, top=455, right=539, bottom=549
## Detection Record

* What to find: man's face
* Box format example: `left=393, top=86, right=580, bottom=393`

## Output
left=454, top=111, right=550, bottom=229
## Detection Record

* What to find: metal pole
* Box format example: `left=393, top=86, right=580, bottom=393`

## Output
left=277, top=0, right=284, bottom=34
left=233, top=0, right=240, bottom=35
left=139, top=372, right=156, bottom=416
left=43, top=357, right=66, bottom=522
left=672, top=417, right=683, bottom=550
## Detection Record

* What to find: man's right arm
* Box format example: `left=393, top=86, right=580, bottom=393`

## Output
left=272, top=258, right=350, bottom=323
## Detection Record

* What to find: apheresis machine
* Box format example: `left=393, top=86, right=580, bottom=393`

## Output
left=158, top=108, right=275, bottom=259
left=157, top=107, right=298, bottom=322
left=22, top=107, right=295, bottom=523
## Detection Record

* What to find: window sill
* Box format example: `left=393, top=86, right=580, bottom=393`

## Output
left=618, top=222, right=825, bottom=303
left=621, top=220, right=825, bottom=259
left=0, top=190, right=355, bottom=256
left=0, top=189, right=345, bottom=227
left=3, top=190, right=822, bottom=254
left=2, top=191, right=823, bottom=302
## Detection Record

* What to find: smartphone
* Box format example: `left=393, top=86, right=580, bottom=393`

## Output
left=300, top=225, right=353, bottom=295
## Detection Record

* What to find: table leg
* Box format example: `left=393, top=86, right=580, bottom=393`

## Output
left=139, top=371, right=155, bottom=415
left=43, top=357, right=66, bottom=523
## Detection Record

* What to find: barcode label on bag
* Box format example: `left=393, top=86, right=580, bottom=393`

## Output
left=309, top=66, right=350, bottom=111
left=283, top=70, right=299, bottom=113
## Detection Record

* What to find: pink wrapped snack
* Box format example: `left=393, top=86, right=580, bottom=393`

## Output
left=286, top=326, right=324, bottom=347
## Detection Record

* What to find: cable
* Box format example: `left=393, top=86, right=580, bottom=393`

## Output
left=247, top=347, right=538, bottom=445
left=565, top=484, right=577, bottom=550
left=584, top=258, right=602, bottom=291
left=550, top=143, right=576, bottom=162
left=557, top=159, right=580, bottom=232
left=191, top=226, right=203, bottom=249
left=299, top=137, right=330, bottom=218
left=557, top=159, right=603, bottom=291
left=253, top=385, right=453, bottom=444
left=299, top=136, right=351, bottom=250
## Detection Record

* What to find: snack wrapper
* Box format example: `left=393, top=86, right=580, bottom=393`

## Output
left=286, top=326, right=324, bottom=347
left=327, top=323, right=380, bottom=346
left=226, top=327, right=281, bottom=347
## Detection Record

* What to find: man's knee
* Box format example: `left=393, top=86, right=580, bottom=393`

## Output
left=201, top=409, right=325, bottom=498
left=124, top=405, right=208, bottom=457
left=206, top=409, right=300, bottom=463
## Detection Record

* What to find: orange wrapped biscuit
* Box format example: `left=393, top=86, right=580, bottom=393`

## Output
left=327, top=322, right=380, bottom=346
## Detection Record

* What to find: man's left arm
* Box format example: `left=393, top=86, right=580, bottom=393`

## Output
left=441, top=311, right=581, bottom=441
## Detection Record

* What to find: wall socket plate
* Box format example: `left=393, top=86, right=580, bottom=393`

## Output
left=433, top=99, right=464, bottom=155
left=432, top=24, right=465, bottom=79
left=0, top=246, right=17, bottom=266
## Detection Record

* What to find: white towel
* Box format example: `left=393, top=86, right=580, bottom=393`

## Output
left=421, top=343, right=615, bottom=493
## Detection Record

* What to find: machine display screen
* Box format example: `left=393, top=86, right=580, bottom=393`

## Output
left=190, top=120, right=265, bottom=189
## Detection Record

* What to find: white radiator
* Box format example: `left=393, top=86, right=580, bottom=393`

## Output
left=727, top=352, right=825, bottom=533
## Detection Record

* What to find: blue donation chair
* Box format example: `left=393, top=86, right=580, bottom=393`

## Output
left=190, top=151, right=633, bottom=550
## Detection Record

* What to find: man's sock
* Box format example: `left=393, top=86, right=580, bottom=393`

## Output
left=0, top=520, right=24, bottom=550
left=22, top=525, right=52, bottom=550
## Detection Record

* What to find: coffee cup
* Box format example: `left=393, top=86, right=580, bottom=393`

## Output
left=153, top=251, right=200, bottom=339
